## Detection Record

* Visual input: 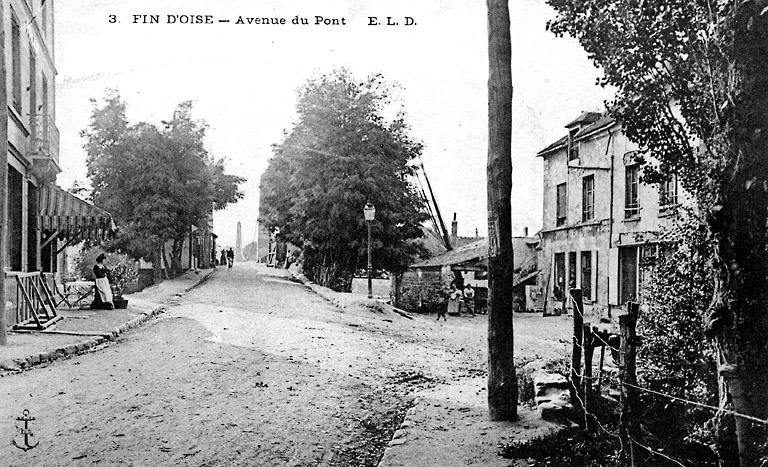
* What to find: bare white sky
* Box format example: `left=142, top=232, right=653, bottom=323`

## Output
left=54, top=0, right=612, bottom=248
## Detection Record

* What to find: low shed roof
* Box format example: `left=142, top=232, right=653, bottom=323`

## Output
left=410, top=240, right=487, bottom=269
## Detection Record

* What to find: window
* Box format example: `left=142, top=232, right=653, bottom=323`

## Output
left=568, top=251, right=577, bottom=292
left=581, top=251, right=592, bottom=300
left=625, top=165, right=640, bottom=218
left=11, top=14, right=21, bottom=114
left=568, top=129, right=579, bottom=161
left=556, top=183, right=567, bottom=226
left=553, top=253, right=565, bottom=301
left=582, top=175, right=594, bottom=222
left=29, top=50, right=36, bottom=129
left=659, top=174, right=678, bottom=207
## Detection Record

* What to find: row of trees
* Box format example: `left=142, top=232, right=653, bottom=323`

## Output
left=259, top=69, right=428, bottom=291
left=81, top=90, right=245, bottom=278
left=546, top=0, right=768, bottom=465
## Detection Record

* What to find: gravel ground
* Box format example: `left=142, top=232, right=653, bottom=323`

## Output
left=0, top=263, right=571, bottom=466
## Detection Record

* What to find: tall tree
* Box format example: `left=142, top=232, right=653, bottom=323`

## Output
left=548, top=1, right=768, bottom=464
left=82, top=91, right=245, bottom=278
left=486, top=0, right=517, bottom=420
left=260, top=69, right=427, bottom=291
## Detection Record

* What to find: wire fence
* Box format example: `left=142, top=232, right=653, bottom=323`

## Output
left=565, top=289, right=768, bottom=466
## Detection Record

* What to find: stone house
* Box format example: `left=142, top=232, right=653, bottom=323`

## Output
left=393, top=233, right=539, bottom=315
left=536, top=111, right=685, bottom=319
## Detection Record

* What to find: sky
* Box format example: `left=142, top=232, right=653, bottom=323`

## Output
left=54, top=0, right=613, bottom=249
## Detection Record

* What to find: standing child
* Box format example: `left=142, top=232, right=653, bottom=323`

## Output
left=463, top=283, right=476, bottom=316
left=437, top=284, right=450, bottom=321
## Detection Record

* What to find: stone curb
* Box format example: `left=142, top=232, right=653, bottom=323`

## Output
left=111, top=305, right=167, bottom=337
left=288, top=270, right=413, bottom=320
left=0, top=268, right=216, bottom=375
left=377, top=398, right=421, bottom=467
left=184, top=267, right=216, bottom=292
left=289, top=271, right=347, bottom=311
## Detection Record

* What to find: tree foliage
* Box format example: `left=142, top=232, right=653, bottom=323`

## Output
left=82, top=90, right=245, bottom=276
left=259, top=69, right=428, bottom=290
left=547, top=1, right=768, bottom=464
left=638, top=212, right=733, bottom=463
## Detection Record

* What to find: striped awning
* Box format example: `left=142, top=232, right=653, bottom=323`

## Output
left=38, top=185, right=116, bottom=241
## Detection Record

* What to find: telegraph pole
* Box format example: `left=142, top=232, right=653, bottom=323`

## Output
left=0, top=0, right=9, bottom=345
left=486, top=0, right=516, bottom=419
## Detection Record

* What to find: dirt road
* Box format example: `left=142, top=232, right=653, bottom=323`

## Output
left=1, top=263, right=570, bottom=466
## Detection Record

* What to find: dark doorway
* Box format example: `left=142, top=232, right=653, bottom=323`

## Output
left=8, top=165, right=23, bottom=271
left=619, top=246, right=638, bottom=303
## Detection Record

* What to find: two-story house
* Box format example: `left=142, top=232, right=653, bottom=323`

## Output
left=536, top=111, right=683, bottom=319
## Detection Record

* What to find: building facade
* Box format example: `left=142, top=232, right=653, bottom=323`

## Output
left=5, top=0, right=60, bottom=273
left=3, top=1, right=117, bottom=328
left=536, top=112, right=683, bottom=319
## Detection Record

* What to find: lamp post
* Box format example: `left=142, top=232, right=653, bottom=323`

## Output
left=364, top=202, right=376, bottom=299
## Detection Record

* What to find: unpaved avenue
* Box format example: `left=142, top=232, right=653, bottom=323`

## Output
left=1, top=263, right=569, bottom=466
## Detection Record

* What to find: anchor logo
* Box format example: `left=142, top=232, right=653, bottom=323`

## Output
left=12, top=409, right=40, bottom=452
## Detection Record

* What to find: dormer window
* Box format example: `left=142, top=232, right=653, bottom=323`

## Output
left=568, top=128, right=579, bottom=161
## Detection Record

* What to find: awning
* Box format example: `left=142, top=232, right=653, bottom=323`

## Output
left=38, top=185, right=116, bottom=246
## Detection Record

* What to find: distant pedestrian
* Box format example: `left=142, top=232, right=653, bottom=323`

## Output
left=220, top=249, right=227, bottom=266
left=463, top=283, right=476, bottom=316
left=226, top=248, right=235, bottom=269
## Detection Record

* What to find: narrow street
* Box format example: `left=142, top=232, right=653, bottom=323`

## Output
left=1, top=263, right=570, bottom=466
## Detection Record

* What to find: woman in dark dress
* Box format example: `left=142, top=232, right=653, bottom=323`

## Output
left=91, top=254, right=114, bottom=310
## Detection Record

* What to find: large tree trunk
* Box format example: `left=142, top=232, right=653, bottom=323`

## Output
left=151, top=247, right=163, bottom=283
left=486, top=0, right=517, bottom=421
left=705, top=5, right=768, bottom=465
left=171, top=235, right=185, bottom=276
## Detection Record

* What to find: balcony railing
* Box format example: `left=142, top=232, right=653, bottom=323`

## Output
left=29, top=113, right=59, bottom=165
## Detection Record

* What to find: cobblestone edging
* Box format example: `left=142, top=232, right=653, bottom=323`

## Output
left=289, top=271, right=347, bottom=310
left=377, top=399, right=421, bottom=467
left=111, top=305, right=168, bottom=338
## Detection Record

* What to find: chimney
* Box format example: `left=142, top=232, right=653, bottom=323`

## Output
left=451, top=213, right=458, bottom=245
left=524, top=227, right=529, bottom=237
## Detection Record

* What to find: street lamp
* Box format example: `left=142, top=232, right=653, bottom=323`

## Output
left=364, top=202, right=376, bottom=299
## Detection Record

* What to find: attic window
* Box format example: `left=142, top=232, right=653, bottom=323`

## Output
left=568, top=128, right=579, bottom=161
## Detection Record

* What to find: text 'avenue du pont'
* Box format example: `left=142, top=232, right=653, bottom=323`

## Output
left=113, top=14, right=417, bottom=27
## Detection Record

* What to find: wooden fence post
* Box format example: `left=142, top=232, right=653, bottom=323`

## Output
left=570, top=288, right=584, bottom=426
left=620, top=302, right=641, bottom=466
left=583, top=323, right=595, bottom=431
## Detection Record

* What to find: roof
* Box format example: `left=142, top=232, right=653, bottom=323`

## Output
left=409, top=236, right=538, bottom=269
left=410, top=239, right=487, bottom=268
left=536, top=113, right=617, bottom=157
left=565, top=111, right=601, bottom=128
